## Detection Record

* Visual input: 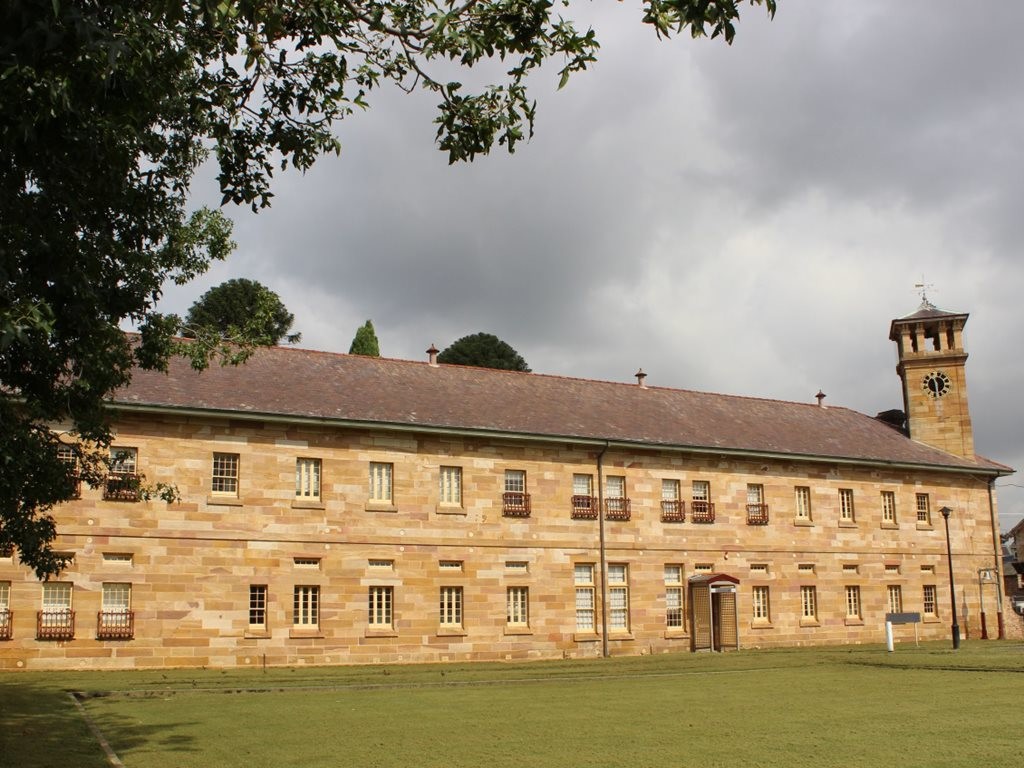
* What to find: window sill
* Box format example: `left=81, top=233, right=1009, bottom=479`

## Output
left=838, top=520, right=858, bottom=528
left=922, top=616, right=941, bottom=624
left=793, top=518, right=814, bottom=527
left=750, top=621, right=774, bottom=630
left=365, top=628, right=398, bottom=638
left=292, top=499, right=325, bottom=510
left=289, top=629, right=324, bottom=639
left=244, top=631, right=271, bottom=639
left=799, top=619, right=821, bottom=628
left=436, top=628, right=467, bottom=637
left=916, top=523, right=934, bottom=531
left=366, top=503, right=398, bottom=513
left=664, top=630, right=689, bottom=640
left=435, top=506, right=466, bottom=516
left=504, top=627, right=533, bottom=636
left=207, top=495, right=242, bottom=507
left=573, top=632, right=601, bottom=643
left=844, top=618, right=864, bottom=627
left=607, top=632, right=635, bottom=641
left=880, top=522, right=899, bottom=530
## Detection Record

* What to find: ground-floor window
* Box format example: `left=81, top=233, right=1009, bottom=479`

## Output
left=752, top=586, right=770, bottom=622
left=506, top=587, right=529, bottom=628
left=922, top=584, right=938, bottom=617
left=845, top=586, right=861, bottom=619
left=369, top=586, right=393, bottom=628
left=664, top=565, right=684, bottom=629
left=439, top=586, right=463, bottom=628
left=575, top=564, right=595, bottom=632
left=293, top=585, right=319, bottom=628
left=608, top=564, right=629, bottom=632
left=800, top=586, right=817, bottom=620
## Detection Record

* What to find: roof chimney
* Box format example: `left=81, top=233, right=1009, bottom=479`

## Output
left=427, top=344, right=439, bottom=367
left=635, top=369, right=647, bottom=388
left=815, top=390, right=826, bottom=407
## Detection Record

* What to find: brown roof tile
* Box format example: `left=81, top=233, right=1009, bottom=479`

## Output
left=113, top=345, right=1011, bottom=474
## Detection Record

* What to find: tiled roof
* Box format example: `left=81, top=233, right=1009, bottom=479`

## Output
left=112, top=345, right=1010, bottom=474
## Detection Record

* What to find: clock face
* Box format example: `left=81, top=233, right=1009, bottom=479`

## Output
left=922, top=371, right=951, bottom=398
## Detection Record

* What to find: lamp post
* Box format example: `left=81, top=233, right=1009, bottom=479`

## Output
left=940, top=506, right=960, bottom=650
left=978, top=568, right=995, bottom=640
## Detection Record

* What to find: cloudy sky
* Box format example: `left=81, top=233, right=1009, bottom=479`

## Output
left=160, top=0, right=1024, bottom=530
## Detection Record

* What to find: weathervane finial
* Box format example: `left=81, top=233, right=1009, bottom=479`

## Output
left=914, top=277, right=935, bottom=310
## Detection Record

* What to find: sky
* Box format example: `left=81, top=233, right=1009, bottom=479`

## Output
left=159, top=0, right=1024, bottom=532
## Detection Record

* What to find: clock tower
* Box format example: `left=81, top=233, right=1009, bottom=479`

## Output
left=889, top=297, right=974, bottom=459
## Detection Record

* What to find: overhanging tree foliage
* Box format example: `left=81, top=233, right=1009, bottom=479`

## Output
left=1, top=0, right=773, bottom=576
left=439, top=333, right=531, bottom=371
left=349, top=320, right=381, bottom=357
left=184, top=279, right=301, bottom=346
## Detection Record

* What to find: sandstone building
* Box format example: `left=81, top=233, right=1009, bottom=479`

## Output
left=0, top=301, right=1012, bottom=669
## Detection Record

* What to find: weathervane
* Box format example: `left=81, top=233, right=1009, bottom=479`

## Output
left=914, top=277, right=936, bottom=310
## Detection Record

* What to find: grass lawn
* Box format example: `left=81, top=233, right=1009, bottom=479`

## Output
left=3, top=643, right=1023, bottom=768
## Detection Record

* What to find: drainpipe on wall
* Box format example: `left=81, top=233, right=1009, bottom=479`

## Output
left=597, top=441, right=610, bottom=659
left=988, top=478, right=1006, bottom=639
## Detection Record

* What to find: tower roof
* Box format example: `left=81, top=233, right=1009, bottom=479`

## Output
left=889, top=298, right=969, bottom=340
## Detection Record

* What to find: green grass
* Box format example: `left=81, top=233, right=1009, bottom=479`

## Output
left=3, top=643, right=1024, bottom=768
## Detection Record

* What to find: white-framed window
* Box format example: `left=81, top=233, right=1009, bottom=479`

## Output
left=881, top=491, right=897, bottom=524
left=798, top=563, right=815, bottom=575
left=692, top=480, right=710, bottom=502
left=915, top=493, right=931, bottom=525
left=605, top=475, right=625, bottom=500
left=296, top=458, right=321, bottom=500
left=369, top=559, right=394, bottom=570
left=887, top=585, right=903, bottom=614
left=249, top=585, right=267, bottom=628
left=439, top=586, right=463, bottom=628
left=505, top=470, right=526, bottom=494
left=110, top=447, right=138, bottom=475
left=505, top=561, right=528, bottom=573
left=369, top=462, right=393, bottom=503
left=97, top=583, right=133, bottom=639
left=665, top=565, right=684, bottom=629
left=752, top=585, right=770, bottom=621
left=573, top=474, right=593, bottom=496
left=439, top=560, right=463, bottom=572
left=42, top=582, right=73, bottom=612
left=885, top=564, right=900, bottom=576
left=574, top=564, right=595, bottom=632
left=102, top=582, right=131, bottom=613
left=293, top=585, right=319, bottom=628
left=212, top=452, right=239, bottom=495
left=0, top=582, right=9, bottom=613
left=839, top=489, right=855, bottom=522
left=750, top=563, right=769, bottom=575
left=843, top=564, right=859, bottom=575
left=795, top=486, right=812, bottom=520
left=102, top=552, right=133, bottom=564
left=662, top=479, right=680, bottom=501
left=368, top=586, right=393, bottom=628
left=294, top=557, right=321, bottom=569
left=747, top=484, right=764, bottom=504
left=507, top=586, right=529, bottom=627
left=845, top=585, right=861, bottom=619
left=608, top=564, right=630, bottom=632
left=800, top=586, right=817, bottom=620
left=694, top=563, right=714, bottom=573
left=439, top=466, right=462, bottom=506
left=923, top=585, right=938, bottom=617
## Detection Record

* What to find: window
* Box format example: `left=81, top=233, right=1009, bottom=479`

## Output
left=604, top=476, right=630, bottom=520
left=571, top=474, right=597, bottom=519
left=665, top=565, right=684, bottom=629
left=212, top=452, right=239, bottom=495
left=887, top=585, right=903, bottom=614
left=885, top=564, right=900, bottom=576
left=369, top=559, right=394, bottom=569
left=795, top=486, right=812, bottom=520
left=507, top=587, right=529, bottom=628
left=800, top=586, right=817, bottom=620
left=845, top=586, right=861, bottom=619
left=843, top=564, right=859, bottom=575
left=38, top=582, right=74, bottom=640
left=798, top=563, right=815, bottom=575
left=105, top=447, right=140, bottom=501
left=876, top=491, right=895, bottom=525
left=294, top=557, right=321, bottom=569
left=694, top=563, right=714, bottom=573
left=750, top=563, right=769, bottom=575
left=296, top=458, right=321, bottom=500
left=293, top=586, right=319, bottom=628
left=98, top=583, right=133, bottom=640
left=661, top=479, right=684, bottom=521
left=746, top=484, right=768, bottom=524
left=692, top=480, right=714, bottom=523
left=839, top=489, right=855, bottom=522
left=368, top=586, right=393, bottom=629
left=915, top=493, right=931, bottom=525
left=57, top=444, right=81, bottom=498
left=0, top=581, right=11, bottom=640
left=439, top=586, right=463, bottom=628
left=608, top=564, right=630, bottom=632
left=439, top=560, right=463, bottom=572
left=574, top=564, right=596, bottom=632
left=102, top=552, right=133, bottom=564
left=752, top=586, right=770, bottom=622
left=369, top=462, right=393, bottom=504
left=249, top=585, right=268, bottom=629
left=439, top=466, right=462, bottom=506
left=923, top=585, right=938, bottom=617
left=503, top=469, right=531, bottom=517
left=505, top=561, right=528, bottom=573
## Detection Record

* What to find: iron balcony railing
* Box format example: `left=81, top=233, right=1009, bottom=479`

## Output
left=571, top=495, right=598, bottom=519
left=37, top=609, right=75, bottom=640
left=97, top=610, right=135, bottom=640
left=746, top=503, right=770, bottom=525
left=0, top=610, right=12, bottom=641
left=661, top=499, right=686, bottom=523
left=691, top=501, right=716, bottom=523
left=502, top=492, right=531, bottom=517
left=103, top=473, right=141, bottom=501
left=604, top=497, right=631, bottom=521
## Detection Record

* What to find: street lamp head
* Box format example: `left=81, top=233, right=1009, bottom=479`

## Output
left=940, top=506, right=952, bottom=520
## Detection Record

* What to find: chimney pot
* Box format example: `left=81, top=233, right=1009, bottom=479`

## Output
left=815, top=390, right=826, bottom=407
left=427, top=344, right=439, bottom=367
left=635, top=369, right=647, bottom=388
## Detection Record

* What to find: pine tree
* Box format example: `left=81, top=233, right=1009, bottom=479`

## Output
left=349, top=320, right=381, bottom=357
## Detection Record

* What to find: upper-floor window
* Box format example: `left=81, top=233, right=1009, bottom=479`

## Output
left=212, top=452, right=239, bottom=495
left=839, top=489, right=855, bottom=522
left=110, top=447, right=137, bottom=475
left=661, top=480, right=684, bottom=522
left=691, top=480, right=714, bottom=523
left=439, top=466, right=462, bottom=506
left=296, top=458, right=321, bottom=500
left=603, top=476, right=630, bottom=521
left=57, top=444, right=81, bottom=498
left=795, top=486, right=811, bottom=520
left=105, top=447, right=140, bottom=501
left=881, top=491, right=897, bottom=524
left=571, top=474, right=597, bottom=519
left=915, top=493, right=931, bottom=525
left=503, top=470, right=531, bottom=517
left=746, top=484, right=768, bottom=525
left=369, top=462, right=393, bottom=504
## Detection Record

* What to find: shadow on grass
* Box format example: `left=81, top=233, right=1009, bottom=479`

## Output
left=0, top=676, right=200, bottom=768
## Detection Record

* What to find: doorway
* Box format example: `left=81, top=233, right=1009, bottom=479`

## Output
left=689, top=573, right=740, bottom=652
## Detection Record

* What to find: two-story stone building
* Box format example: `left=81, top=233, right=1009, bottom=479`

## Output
left=0, top=301, right=1012, bottom=669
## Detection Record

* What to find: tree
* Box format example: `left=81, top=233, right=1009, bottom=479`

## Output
left=349, top=321, right=381, bottom=357
left=184, top=279, right=300, bottom=346
left=1, top=1, right=772, bottom=577
left=438, top=333, right=531, bottom=372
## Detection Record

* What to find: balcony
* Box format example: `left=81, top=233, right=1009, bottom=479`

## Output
left=571, top=495, right=598, bottom=519
left=502, top=492, right=531, bottom=518
left=604, top=497, right=631, bottom=521
left=37, top=609, right=75, bottom=640
left=661, top=499, right=686, bottom=523
left=103, top=473, right=141, bottom=501
left=97, top=610, right=135, bottom=640
left=746, top=503, right=770, bottom=525
left=691, top=501, right=716, bottom=523
left=0, top=610, right=11, bottom=641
